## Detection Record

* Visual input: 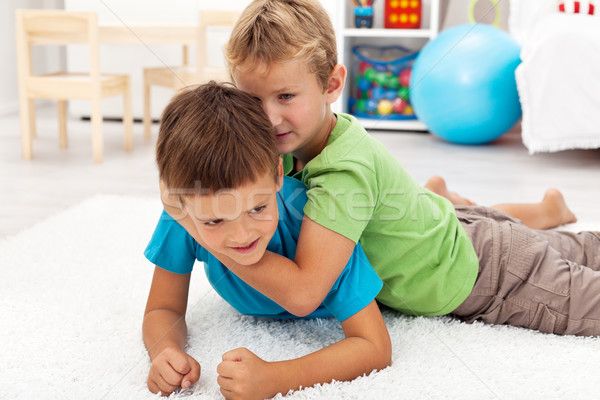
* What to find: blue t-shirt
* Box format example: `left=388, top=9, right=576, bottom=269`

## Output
left=145, top=176, right=382, bottom=322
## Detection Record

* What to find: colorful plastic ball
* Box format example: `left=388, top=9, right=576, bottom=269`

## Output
left=403, top=105, right=414, bottom=115
left=370, top=86, right=385, bottom=100
left=392, top=97, right=407, bottom=113
left=365, top=99, right=378, bottom=113
left=357, top=77, right=371, bottom=92
left=411, top=23, right=521, bottom=144
left=378, top=99, right=393, bottom=115
left=399, top=68, right=412, bottom=88
left=359, top=61, right=373, bottom=74
left=364, top=68, right=376, bottom=82
left=383, top=89, right=398, bottom=100
left=375, top=72, right=389, bottom=87
left=385, top=75, right=400, bottom=89
left=355, top=99, right=367, bottom=112
left=397, top=86, right=410, bottom=100
left=374, top=64, right=388, bottom=72
left=348, top=97, right=356, bottom=111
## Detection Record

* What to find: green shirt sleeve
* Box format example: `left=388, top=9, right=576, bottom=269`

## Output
left=303, top=162, right=376, bottom=243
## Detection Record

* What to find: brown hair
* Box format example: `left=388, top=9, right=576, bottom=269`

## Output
left=156, top=82, right=279, bottom=194
left=225, top=0, right=337, bottom=90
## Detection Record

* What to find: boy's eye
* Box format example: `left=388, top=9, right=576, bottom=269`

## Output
left=204, top=219, right=223, bottom=226
left=249, top=205, right=266, bottom=215
left=280, top=94, right=294, bottom=101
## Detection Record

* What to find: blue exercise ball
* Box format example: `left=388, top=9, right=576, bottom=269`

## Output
left=410, top=24, right=522, bottom=145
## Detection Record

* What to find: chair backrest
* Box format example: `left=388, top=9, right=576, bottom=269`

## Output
left=197, top=10, right=240, bottom=83
left=15, top=10, right=100, bottom=80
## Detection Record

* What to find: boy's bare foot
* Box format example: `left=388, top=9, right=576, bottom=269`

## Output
left=541, top=188, right=577, bottom=227
left=425, top=175, right=476, bottom=206
left=492, top=188, right=577, bottom=230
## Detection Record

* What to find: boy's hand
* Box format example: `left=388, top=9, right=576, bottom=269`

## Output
left=147, top=347, right=201, bottom=396
left=217, top=347, right=275, bottom=400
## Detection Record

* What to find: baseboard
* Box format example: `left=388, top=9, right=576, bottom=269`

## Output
left=80, top=116, right=158, bottom=124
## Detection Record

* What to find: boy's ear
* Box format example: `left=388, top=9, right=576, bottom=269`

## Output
left=326, top=64, right=347, bottom=104
left=159, top=179, right=188, bottom=222
left=276, top=157, right=284, bottom=191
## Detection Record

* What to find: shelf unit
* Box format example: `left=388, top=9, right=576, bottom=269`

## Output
left=335, top=0, right=440, bottom=131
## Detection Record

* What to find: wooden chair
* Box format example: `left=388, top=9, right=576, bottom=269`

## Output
left=15, top=10, right=133, bottom=163
left=142, top=10, right=239, bottom=138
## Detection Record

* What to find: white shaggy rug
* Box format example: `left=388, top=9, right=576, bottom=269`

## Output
left=2, top=195, right=600, bottom=400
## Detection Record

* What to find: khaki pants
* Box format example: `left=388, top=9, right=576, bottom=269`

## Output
left=451, top=205, right=600, bottom=336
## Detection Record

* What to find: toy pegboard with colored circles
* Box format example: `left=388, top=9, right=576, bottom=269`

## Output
left=385, top=0, right=422, bottom=29
left=349, top=45, right=418, bottom=120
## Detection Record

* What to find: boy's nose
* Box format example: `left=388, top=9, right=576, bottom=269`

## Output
left=263, top=102, right=282, bottom=127
left=229, top=219, right=252, bottom=244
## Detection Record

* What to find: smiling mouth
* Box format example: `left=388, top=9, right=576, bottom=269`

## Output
left=275, top=131, right=291, bottom=140
left=232, top=238, right=259, bottom=254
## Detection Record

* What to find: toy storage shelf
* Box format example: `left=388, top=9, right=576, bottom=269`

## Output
left=335, top=0, right=440, bottom=132
left=342, top=28, right=435, bottom=38
left=355, top=117, right=427, bottom=131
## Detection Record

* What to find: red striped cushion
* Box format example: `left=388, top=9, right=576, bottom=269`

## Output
left=558, top=1, right=596, bottom=14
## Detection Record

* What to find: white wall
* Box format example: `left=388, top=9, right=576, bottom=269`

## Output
left=62, top=0, right=266, bottom=119
left=1, top=0, right=508, bottom=117
left=62, top=0, right=336, bottom=119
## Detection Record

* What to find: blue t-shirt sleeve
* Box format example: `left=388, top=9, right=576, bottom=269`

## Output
left=144, top=210, right=199, bottom=274
left=321, top=242, right=382, bottom=322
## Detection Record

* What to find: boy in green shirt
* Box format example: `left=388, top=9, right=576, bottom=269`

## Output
left=162, top=0, right=599, bottom=337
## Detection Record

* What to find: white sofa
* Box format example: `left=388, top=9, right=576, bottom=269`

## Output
left=510, top=0, right=600, bottom=153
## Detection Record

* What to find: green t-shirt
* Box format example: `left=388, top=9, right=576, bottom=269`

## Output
left=285, top=113, right=478, bottom=316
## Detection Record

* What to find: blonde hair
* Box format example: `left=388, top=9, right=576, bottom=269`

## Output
left=225, top=0, right=337, bottom=90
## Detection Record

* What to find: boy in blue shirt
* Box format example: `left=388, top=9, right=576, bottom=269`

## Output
left=143, top=82, right=390, bottom=398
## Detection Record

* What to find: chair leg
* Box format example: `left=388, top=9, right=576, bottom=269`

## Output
left=143, top=73, right=152, bottom=139
left=91, top=97, right=103, bottom=163
left=19, top=93, right=33, bottom=159
left=29, top=99, right=37, bottom=138
left=58, top=100, right=68, bottom=148
left=123, top=78, right=133, bottom=151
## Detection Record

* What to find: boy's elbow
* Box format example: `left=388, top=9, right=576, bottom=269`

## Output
left=282, top=275, right=343, bottom=316
left=287, top=301, right=321, bottom=318
left=372, top=331, right=393, bottom=371
left=378, top=339, right=393, bottom=370
left=286, top=295, right=323, bottom=317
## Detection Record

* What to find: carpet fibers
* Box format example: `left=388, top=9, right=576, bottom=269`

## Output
left=2, top=196, right=599, bottom=399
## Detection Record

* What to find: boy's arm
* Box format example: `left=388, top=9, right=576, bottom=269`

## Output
left=238, top=217, right=355, bottom=315
left=143, top=266, right=201, bottom=396
left=216, top=300, right=392, bottom=400
left=160, top=180, right=354, bottom=317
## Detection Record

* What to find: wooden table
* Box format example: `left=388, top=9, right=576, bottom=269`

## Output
left=98, top=24, right=198, bottom=45
left=98, top=24, right=199, bottom=82
left=97, top=23, right=203, bottom=135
